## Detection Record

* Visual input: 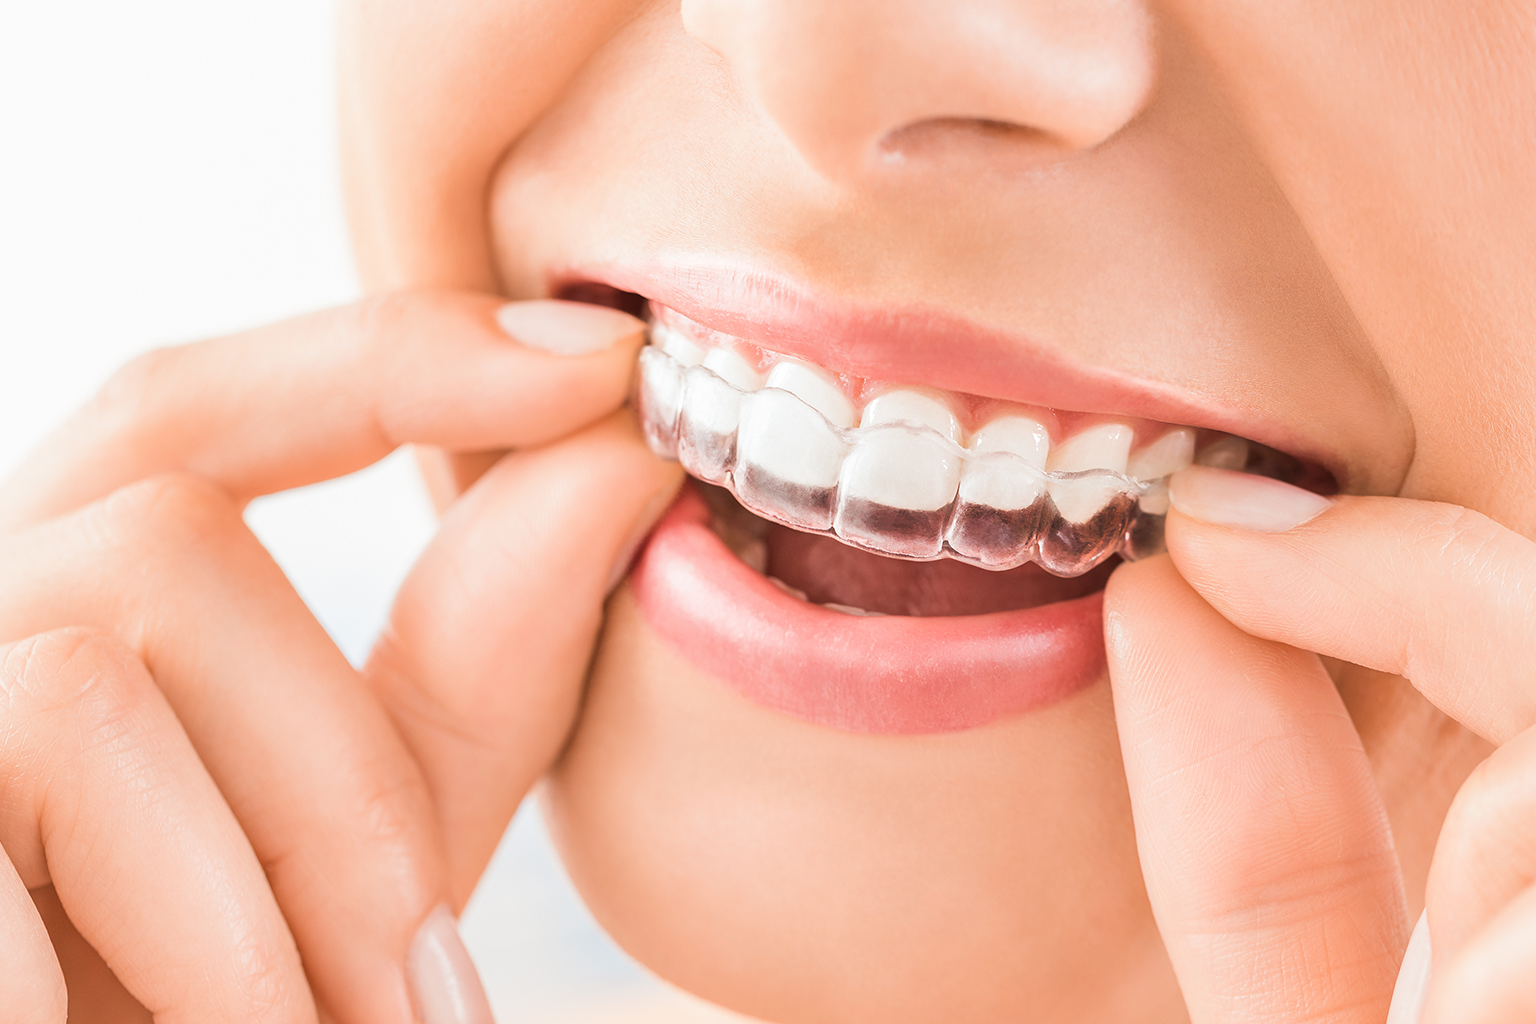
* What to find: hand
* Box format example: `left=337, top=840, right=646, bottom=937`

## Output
left=0, top=292, right=681, bottom=1023
left=1105, top=465, right=1536, bottom=1023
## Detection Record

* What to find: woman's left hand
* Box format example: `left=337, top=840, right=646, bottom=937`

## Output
left=1105, top=465, right=1536, bottom=1024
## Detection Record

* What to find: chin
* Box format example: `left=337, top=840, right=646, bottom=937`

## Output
left=546, top=588, right=1180, bottom=1024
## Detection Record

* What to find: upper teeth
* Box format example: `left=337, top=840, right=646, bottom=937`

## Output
left=640, top=308, right=1245, bottom=576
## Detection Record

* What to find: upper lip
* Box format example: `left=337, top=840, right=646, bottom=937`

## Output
left=557, top=254, right=1337, bottom=477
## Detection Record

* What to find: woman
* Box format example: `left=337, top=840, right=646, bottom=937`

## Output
left=2, top=1, right=1532, bottom=1022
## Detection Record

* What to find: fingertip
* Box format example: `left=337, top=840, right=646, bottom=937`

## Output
left=494, top=299, right=647, bottom=358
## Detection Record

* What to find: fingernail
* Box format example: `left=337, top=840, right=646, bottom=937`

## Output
left=1386, top=910, right=1432, bottom=1024
left=406, top=905, right=494, bottom=1024
left=1168, top=464, right=1333, bottom=533
left=495, top=299, right=644, bottom=356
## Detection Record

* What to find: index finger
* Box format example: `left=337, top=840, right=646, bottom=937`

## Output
left=0, top=292, right=646, bottom=531
left=1105, top=556, right=1408, bottom=1024
left=1162, top=466, right=1536, bottom=743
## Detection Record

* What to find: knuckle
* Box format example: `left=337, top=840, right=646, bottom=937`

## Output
left=0, top=627, right=153, bottom=748
left=91, top=343, right=186, bottom=429
left=91, top=472, right=241, bottom=555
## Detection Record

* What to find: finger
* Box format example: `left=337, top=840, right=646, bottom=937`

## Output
left=0, top=856, right=65, bottom=1023
left=1424, top=881, right=1536, bottom=1024
left=1164, top=466, right=1536, bottom=743
left=0, top=476, right=465, bottom=1024
left=0, top=293, right=645, bottom=531
left=1105, top=556, right=1408, bottom=1024
left=1424, top=724, right=1536, bottom=972
left=0, top=628, right=314, bottom=1023
left=367, top=408, right=684, bottom=901
left=32, top=885, right=151, bottom=1023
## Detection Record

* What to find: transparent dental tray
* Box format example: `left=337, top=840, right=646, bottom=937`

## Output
left=636, top=345, right=1172, bottom=577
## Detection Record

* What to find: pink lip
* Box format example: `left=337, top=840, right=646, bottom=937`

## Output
left=561, top=256, right=1334, bottom=474
left=629, top=485, right=1106, bottom=734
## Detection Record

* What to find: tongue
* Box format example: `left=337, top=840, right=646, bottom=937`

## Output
left=764, top=524, right=1116, bottom=617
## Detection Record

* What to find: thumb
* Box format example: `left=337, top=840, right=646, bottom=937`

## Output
left=1105, top=555, right=1408, bottom=1024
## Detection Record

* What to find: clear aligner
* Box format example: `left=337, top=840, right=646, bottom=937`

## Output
left=637, top=324, right=1245, bottom=578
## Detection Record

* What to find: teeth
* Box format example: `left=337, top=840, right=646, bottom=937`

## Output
left=766, top=360, right=859, bottom=429
left=652, top=321, right=707, bottom=367
left=636, top=319, right=1280, bottom=576
left=1196, top=435, right=1249, bottom=471
left=968, top=414, right=1051, bottom=468
left=702, top=347, right=765, bottom=392
left=860, top=388, right=962, bottom=443
left=835, top=426, right=961, bottom=558
left=676, top=366, right=744, bottom=483
left=1046, top=422, right=1133, bottom=529
left=1127, top=427, right=1196, bottom=482
left=736, top=388, right=848, bottom=531
left=822, top=602, right=887, bottom=617
left=1046, top=422, right=1133, bottom=475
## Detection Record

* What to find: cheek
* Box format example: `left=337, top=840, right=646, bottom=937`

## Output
left=544, top=587, right=1176, bottom=1023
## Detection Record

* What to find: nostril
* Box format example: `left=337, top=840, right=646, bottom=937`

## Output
left=876, top=117, right=1073, bottom=169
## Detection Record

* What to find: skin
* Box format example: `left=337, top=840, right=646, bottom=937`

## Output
left=1, top=0, right=1532, bottom=1021
left=342, top=0, right=1533, bottom=1019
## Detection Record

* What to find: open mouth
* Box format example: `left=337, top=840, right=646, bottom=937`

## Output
left=560, top=278, right=1332, bottom=734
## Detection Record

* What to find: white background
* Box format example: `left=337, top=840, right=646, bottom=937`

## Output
left=0, top=3, right=741, bottom=1021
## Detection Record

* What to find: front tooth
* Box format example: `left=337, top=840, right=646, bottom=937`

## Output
left=1126, top=427, right=1196, bottom=482
left=1042, top=422, right=1136, bottom=575
left=1046, top=422, right=1133, bottom=474
left=967, top=414, right=1051, bottom=468
left=765, top=360, right=858, bottom=429
left=676, top=366, right=744, bottom=484
left=834, top=426, right=961, bottom=559
left=946, top=414, right=1051, bottom=568
left=702, top=347, right=765, bottom=392
left=652, top=322, right=707, bottom=367
left=735, top=388, right=848, bottom=531
left=1196, top=435, right=1249, bottom=471
left=860, top=388, right=962, bottom=443
left=636, top=347, right=686, bottom=457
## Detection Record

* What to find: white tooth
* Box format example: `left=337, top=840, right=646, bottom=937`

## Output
left=1046, top=423, right=1133, bottom=475
left=651, top=322, right=706, bottom=367
left=835, top=426, right=961, bottom=558
left=1049, top=475, right=1128, bottom=524
left=957, top=453, right=1044, bottom=511
left=1126, top=427, right=1196, bottom=481
left=636, top=347, right=686, bottom=455
left=768, top=576, right=809, bottom=602
left=1137, top=479, right=1171, bottom=516
left=675, top=366, right=743, bottom=483
left=839, top=427, right=961, bottom=514
left=765, top=359, right=858, bottom=429
left=967, top=414, right=1051, bottom=469
left=735, top=388, right=848, bottom=530
left=1196, top=435, right=1249, bottom=471
left=860, top=388, right=963, bottom=443
left=703, top=347, right=765, bottom=392
left=822, top=602, right=887, bottom=617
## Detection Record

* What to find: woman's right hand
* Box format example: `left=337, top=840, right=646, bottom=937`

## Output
left=0, top=292, right=681, bottom=1023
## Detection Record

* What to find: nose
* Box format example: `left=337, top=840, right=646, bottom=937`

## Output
left=681, top=0, right=1156, bottom=180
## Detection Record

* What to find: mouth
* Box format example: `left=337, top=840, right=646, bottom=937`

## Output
left=558, top=272, right=1332, bottom=734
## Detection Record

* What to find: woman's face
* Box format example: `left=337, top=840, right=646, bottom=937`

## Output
left=342, top=2, right=1536, bottom=1020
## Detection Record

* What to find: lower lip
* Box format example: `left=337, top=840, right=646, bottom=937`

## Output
left=628, top=485, right=1108, bottom=734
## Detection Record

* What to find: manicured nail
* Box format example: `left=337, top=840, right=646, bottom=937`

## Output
left=406, top=905, right=494, bottom=1024
left=1386, top=910, right=1432, bottom=1024
left=495, top=299, right=644, bottom=356
left=1168, top=465, right=1333, bottom=533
